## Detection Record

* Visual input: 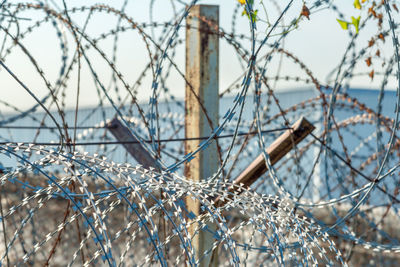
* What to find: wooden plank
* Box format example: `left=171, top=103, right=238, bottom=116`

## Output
left=215, top=117, right=315, bottom=207
left=106, top=118, right=159, bottom=170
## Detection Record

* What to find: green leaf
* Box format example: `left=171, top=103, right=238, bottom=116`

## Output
left=251, top=9, right=258, bottom=23
left=351, top=16, right=360, bottom=33
left=337, top=19, right=349, bottom=30
left=241, top=8, right=258, bottom=23
left=354, top=0, right=362, bottom=10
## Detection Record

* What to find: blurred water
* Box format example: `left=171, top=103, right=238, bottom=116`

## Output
left=0, top=88, right=397, bottom=201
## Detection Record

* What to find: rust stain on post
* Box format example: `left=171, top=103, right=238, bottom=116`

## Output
left=185, top=5, right=219, bottom=267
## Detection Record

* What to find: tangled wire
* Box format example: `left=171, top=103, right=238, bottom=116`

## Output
left=1, top=0, right=400, bottom=266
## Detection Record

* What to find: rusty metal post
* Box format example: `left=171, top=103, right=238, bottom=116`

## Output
left=185, top=5, right=219, bottom=267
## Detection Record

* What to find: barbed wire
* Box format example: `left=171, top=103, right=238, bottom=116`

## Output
left=1, top=0, right=400, bottom=266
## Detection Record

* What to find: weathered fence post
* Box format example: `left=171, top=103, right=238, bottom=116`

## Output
left=106, top=118, right=159, bottom=170
left=185, top=5, right=219, bottom=267
left=214, top=117, right=315, bottom=207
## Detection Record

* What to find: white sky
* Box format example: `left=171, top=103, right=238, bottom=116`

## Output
left=0, top=0, right=398, bottom=112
